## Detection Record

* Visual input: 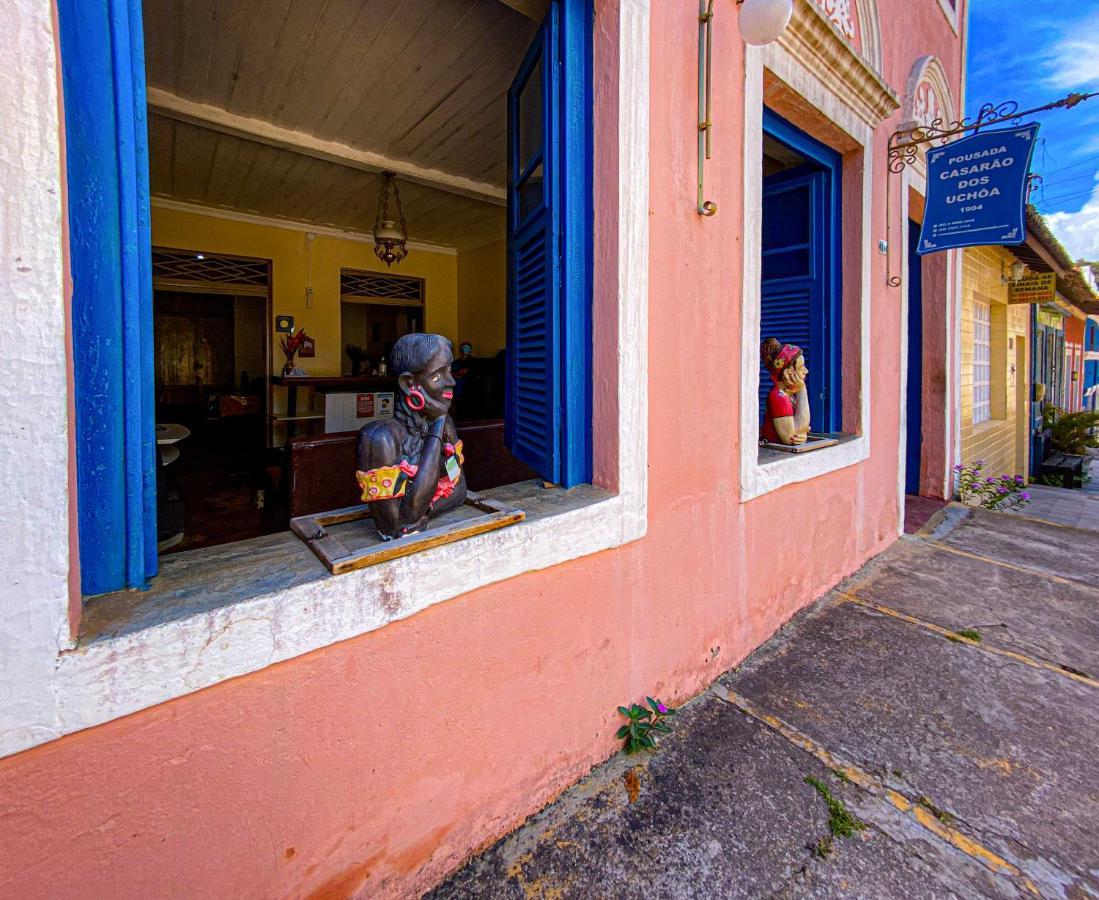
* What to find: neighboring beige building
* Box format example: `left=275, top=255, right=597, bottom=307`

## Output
left=960, top=246, right=1030, bottom=478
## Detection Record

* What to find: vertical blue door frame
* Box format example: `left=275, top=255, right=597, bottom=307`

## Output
left=905, top=220, right=923, bottom=495
left=58, top=0, right=157, bottom=594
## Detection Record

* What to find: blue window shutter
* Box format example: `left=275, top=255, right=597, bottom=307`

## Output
left=759, top=170, right=827, bottom=428
left=760, top=110, right=842, bottom=433
left=506, top=7, right=562, bottom=484
left=58, top=0, right=157, bottom=594
left=506, top=2, right=592, bottom=488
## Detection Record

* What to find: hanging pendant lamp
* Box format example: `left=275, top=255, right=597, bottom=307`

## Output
left=373, top=172, right=409, bottom=268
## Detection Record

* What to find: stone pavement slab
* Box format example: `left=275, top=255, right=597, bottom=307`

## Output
left=723, top=601, right=1099, bottom=897
left=933, top=506, right=1099, bottom=586
left=847, top=538, right=1099, bottom=679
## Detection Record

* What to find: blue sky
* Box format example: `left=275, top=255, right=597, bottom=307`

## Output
left=966, top=2, right=1099, bottom=260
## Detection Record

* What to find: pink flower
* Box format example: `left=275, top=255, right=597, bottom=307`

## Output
left=656, top=702, right=668, bottom=714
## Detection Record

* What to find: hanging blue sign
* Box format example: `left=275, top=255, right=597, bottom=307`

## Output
left=918, top=122, right=1039, bottom=255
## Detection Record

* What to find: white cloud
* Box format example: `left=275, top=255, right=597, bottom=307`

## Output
left=1046, top=181, right=1099, bottom=261
left=1043, top=11, right=1099, bottom=91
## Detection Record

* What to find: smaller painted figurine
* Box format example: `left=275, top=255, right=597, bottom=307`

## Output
left=355, top=333, right=467, bottom=539
left=760, top=337, right=811, bottom=446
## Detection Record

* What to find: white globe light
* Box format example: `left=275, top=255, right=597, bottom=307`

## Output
left=738, top=0, right=793, bottom=46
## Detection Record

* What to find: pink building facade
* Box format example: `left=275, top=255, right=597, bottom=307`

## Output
left=0, top=1, right=965, bottom=896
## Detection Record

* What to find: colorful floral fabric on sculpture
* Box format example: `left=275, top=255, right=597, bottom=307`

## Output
left=356, top=440, right=464, bottom=506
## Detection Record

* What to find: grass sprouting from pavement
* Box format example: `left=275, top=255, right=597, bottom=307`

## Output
left=804, top=775, right=867, bottom=839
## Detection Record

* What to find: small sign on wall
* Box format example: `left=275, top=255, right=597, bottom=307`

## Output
left=298, top=335, right=316, bottom=358
left=326, top=392, right=394, bottom=433
left=1009, top=271, right=1056, bottom=305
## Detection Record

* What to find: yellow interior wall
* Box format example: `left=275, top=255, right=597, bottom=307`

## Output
left=151, top=206, right=459, bottom=376
left=457, top=240, right=507, bottom=357
left=960, top=246, right=1030, bottom=478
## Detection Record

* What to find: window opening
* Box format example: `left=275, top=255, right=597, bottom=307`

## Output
left=60, top=0, right=593, bottom=594
left=759, top=109, right=843, bottom=434
left=972, top=300, right=992, bottom=425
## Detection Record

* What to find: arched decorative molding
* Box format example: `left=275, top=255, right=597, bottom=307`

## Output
left=811, top=0, right=883, bottom=75
left=854, top=0, right=883, bottom=74
left=903, top=55, right=958, bottom=132
left=813, top=0, right=857, bottom=42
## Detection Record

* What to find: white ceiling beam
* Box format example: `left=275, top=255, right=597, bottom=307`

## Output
left=495, top=0, right=550, bottom=21
left=147, top=88, right=505, bottom=206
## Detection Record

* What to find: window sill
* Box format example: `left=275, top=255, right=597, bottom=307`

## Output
left=61, top=478, right=638, bottom=737
left=970, top=417, right=1007, bottom=435
left=742, top=433, right=868, bottom=501
left=80, top=479, right=614, bottom=646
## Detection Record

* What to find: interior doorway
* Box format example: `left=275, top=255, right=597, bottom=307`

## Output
left=152, top=249, right=275, bottom=551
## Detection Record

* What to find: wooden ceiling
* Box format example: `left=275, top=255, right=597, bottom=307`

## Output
left=143, top=0, right=538, bottom=250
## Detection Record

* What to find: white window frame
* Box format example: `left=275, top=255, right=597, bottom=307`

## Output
left=739, top=38, right=878, bottom=502
left=972, top=299, right=991, bottom=425
left=1, top=0, right=650, bottom=759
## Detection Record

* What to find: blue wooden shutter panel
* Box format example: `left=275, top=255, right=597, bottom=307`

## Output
left=58, top=0, right=157, bottom=594
left=506, top=1, right=592, bottom=488
left=759, top=110, right=842, bottom=433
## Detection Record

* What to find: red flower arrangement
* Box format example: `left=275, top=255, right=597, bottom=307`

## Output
left=280, top=329, right=310, bottom=375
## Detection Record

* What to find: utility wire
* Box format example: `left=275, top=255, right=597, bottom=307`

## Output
left=1038, top=151, right=1099, bottom=177
left=1036, top=186, right=1098, bottom=207
left=1039, top=170, right=1099, bottom=190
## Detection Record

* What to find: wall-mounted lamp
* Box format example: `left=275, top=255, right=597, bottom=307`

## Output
left=1002, top=259, right=1028, bottom=284
left=697, top=0, right=793, bottom=216
left=737, top=0, right=794, bottom=46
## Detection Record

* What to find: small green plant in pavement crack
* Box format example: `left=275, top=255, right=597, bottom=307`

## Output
left=955, top=628, right=981, bottom=642
left=805, top=775, right=867, bottom=839
left=917, top=795, right=956, bottom=826
left=616, top=698, right=676, bottom=754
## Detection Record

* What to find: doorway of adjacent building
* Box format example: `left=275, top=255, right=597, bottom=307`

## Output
left=905, top=219, right=924, bottom=495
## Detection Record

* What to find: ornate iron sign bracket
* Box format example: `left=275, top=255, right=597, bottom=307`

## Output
left=888, top=91, right=1096, bottom=173
left=884, top=90, right=1097, bottom=286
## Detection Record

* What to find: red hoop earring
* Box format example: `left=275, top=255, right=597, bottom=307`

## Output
left=406, top=387, right=426, bottom=411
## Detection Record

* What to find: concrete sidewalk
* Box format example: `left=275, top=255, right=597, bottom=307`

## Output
left=1004, top=452, right=1099, bottom=530
left=431, top=506, right=1099, bottom=899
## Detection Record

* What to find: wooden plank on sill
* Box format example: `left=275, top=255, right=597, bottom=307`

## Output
left=290, top=494, right=524, bottom=575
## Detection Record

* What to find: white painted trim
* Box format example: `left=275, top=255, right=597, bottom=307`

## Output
left=738, top=43, right=872, bottom=503
left=147, top=88, right=506, bottom=206
left=936, top=0, right=960, bottom=35
left=854, top=0, right=883, bottom=74
left=1, top=0, right=649, bottom=759
left=151, top=196, right=460, bottom=256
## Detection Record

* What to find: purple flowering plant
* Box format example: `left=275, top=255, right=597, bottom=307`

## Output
left=954, top=460, right=1030, bottom=510
left=616, top=697, right=676, bottom=754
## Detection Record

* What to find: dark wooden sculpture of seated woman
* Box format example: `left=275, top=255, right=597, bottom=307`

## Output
left=355, top=333, right=467, bottom=539
left=760, top=337, right=811, bottom=446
